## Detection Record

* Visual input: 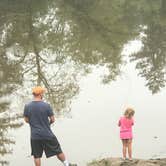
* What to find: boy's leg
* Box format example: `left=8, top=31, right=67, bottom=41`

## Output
left=57, top=152, right=66, bottom=161
left=34, top=158, right=41, bottom=166
left=31, top=140, right=43, bottom=166
left=43, top=137, right=69, bottom=166
left=127, top=139, right=132, bottom=159
left=122, top=139, right=127, bottom=159
left=57, top=153, right=69, bottom=166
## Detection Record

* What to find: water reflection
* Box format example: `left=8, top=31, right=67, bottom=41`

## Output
left=0, top=0, right=166, bottom=165
left=0, top=51, right=23, bottom=165
left=0, top=0, right=80, bottom=112
left=130, top=0, right=166, bottom=93
left=0, top=116, right=23, bottom=165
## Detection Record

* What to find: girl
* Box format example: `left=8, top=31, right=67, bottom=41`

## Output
left=118, top=108, right=135, bottom=160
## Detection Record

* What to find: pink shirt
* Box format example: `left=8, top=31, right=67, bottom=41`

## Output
left=118, top=116, right=134, bottom=139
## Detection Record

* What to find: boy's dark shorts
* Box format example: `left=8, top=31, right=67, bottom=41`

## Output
left=31, top=136, right=62, bottom=158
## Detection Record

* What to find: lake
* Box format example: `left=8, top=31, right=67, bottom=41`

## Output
left=0, top=0, right=166, bottom=166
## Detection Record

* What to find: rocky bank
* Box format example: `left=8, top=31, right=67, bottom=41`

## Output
left=88, top=158, right=166, bottom=166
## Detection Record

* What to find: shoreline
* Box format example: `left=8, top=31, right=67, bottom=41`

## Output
left=87, top=157, right=166, bottom=166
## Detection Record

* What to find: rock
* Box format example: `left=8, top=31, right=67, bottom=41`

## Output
left=87, top=158, right=166, bottom=166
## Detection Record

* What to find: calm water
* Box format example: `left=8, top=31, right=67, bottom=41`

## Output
left=0, top=0, right=166, bottom=166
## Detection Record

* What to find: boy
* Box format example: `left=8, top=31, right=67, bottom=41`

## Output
left=24, top=86, right=75, bottom=166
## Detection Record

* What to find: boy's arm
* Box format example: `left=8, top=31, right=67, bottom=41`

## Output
left=47, top=104, right=55, bottom=124
left=23, top=104, right=29, bottom=123
left=49, top=115, right=55, bottom=124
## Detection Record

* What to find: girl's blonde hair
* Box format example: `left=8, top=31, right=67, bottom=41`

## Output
left=124, top=107, right=135, bottom=119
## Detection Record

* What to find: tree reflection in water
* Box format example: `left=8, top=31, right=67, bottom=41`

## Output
left=0, top=52, right=23, bottom=165
left=130, top=1, right=166, bottom=93
left=0, top=0, right=166, bottom=165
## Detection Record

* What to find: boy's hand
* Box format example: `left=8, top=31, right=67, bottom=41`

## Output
left=24, top=117, right=29, bottom=123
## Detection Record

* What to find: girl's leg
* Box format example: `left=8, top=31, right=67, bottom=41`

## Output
left=34, top=158, right=41, bottom=166
left=122, top=139, right=127, bottom=159
left=127, top=139, right=132, bottom=159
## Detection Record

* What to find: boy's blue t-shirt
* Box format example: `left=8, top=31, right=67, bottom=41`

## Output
left=24, top=101, right=55, bottom=140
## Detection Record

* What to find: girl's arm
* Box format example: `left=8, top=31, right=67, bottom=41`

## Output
left=118, top=119, right=121, bottom=126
